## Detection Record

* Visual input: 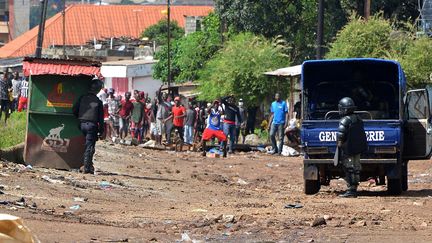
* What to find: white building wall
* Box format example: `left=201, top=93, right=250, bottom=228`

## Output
left=132, top=76, right=162, bottom=99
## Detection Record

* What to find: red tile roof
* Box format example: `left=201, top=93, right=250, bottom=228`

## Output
left=0, top=4, right=213, bottom=58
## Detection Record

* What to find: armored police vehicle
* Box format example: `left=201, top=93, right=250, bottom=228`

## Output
left=301, top=58, right=432, bottom=195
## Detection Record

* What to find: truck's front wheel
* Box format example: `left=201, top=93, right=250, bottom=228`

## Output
left=304, top=179, right=320, bottom=195
left=387, top=178, right=402, bottom=195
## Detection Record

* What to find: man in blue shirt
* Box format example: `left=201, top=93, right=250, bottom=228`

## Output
left=269, top=93, right=288, bottom=155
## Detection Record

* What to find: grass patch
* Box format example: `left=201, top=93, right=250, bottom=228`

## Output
left=0, top=112, right=26, bottom=149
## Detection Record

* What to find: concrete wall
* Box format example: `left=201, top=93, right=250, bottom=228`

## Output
left=11, top=0, right=30, bottom=39
left=132, top=76, right=162, bottom=99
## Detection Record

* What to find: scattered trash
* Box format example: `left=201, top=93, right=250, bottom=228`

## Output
left=413, top=201, right=424, bottom=206
left=99, top=181, right=112, bottom=190
left=237, top=178, right=249, bottom=185
left=266, top=163, right=273, bottom=168
left=141, top=140, right=156, bottom=148
left=355, top=220, right=367, bottom=227
left=420, top=222, right=428, bottom=227
left=0, top=201, right=10, bottom=205
left=281, top=145, right=300, bottom=157
left=0, top=214, right=37, bottom=242
left=69, top=205, right=81, bottom=211
left=311, top=217, right=326, bottom=227
left=26, top=165, right=33, bottom=170
left=323, top=215, right=331, bottom=220
left=41, top=175, right=64, bottom=184
left=256, top=146, right=266, bottom=153
left=285, top=203, right=303, bottom=209
left=222, top=215, right=235, bottom=223
left=73, top=197, right=88, bottom=202
left=181, top=232, right=192, bottom=242
left=191, top=208, right=208, bottom=213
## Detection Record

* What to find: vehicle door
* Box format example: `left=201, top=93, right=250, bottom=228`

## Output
left=403, top=86, right=432, bottom=159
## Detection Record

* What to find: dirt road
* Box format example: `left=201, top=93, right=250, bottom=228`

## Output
left=1, top=142, right=432, bottom=242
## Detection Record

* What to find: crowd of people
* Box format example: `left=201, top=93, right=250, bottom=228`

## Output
left=96, top=87, right=253, bottom=153
left=0, top=70, right=29, bottom=124
left=96, top=87, right=301, bottom=157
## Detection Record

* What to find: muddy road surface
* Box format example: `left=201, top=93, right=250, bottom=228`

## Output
left=1, top=142, right=432, bottom=242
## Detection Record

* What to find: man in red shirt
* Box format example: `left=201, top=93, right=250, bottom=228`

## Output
left=170, top=96, right=186, bottom=141
left=119, top=92, right=134, bottom=141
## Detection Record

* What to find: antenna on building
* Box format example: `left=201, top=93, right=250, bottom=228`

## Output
left=419, top=0, right=432, bottom=36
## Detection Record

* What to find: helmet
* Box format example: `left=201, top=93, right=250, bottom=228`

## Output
left=338, top=97, right=356, bottom=116
left=89, top=79, right=104, bottom=94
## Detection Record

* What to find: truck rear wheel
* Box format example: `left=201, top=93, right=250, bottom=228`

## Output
left=387, top=178, right=402, bottom=195
left=304, top=179, right=320, bottom=195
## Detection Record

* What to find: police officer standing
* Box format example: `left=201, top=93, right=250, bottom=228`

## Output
left=336, top=97, right=368, bottom=198
left=73, top=78, right=104, bottom=174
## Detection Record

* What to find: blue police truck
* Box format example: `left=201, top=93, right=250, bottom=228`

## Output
left=301, top=58, right=432, bottom=195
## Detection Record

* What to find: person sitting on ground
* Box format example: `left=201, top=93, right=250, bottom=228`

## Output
left=201, top=100, right=227, bottom=158
left=285, top=118, right=300, bottom=146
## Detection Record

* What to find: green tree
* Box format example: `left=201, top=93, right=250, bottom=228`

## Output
left=141, top=19, right=185, bottom=46
left=153, top=13, right=222, bottom=82
left=326, top=15, right=393, bottom=59
left=197, top=32, right=290, bottom=105
left=340, top=0, right=419, bottom=22
left=399, top=38, right=432, bottom=87
left=215, top=0, right=347, bottom=63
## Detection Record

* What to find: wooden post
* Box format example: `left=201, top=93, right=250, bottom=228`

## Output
left=290, top=76, right=294, bottom=120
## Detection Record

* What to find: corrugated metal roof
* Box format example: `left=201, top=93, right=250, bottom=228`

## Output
left=264, top=65, right=302, bottom=77
left=23, top=58, right=102, bottom=77
left=0, top=4, right=213, bottom=58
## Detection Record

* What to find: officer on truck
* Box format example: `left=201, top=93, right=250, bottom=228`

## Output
left=336, top=97, right=368, bottom=198
left=73, top=78, right=105, bottom=174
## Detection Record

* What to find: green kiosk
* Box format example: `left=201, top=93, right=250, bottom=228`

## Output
left=23, top=58, right=102, bottom=170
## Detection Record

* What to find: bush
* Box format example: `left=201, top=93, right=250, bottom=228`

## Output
left=0, top=112, right=27, bottom=149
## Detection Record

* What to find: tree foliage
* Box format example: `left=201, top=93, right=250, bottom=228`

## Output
left=215, top=0, right=347, bottom=63
left=197, top=32, right=290, bottom=105
left=141, top=19, right=185, bottom=46
left=340, top=0, right=419, bottom=22
left=326, top=14, right=432, bottom=87
left=399, top=38, right=432, bottom=87
left=326, top=15, right=393, bottom=59
left=153, top=13, right=222, bottom=82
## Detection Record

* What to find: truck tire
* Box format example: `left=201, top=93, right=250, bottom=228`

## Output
left=401, top=161, right=408, bottom=191
left=387, top=178, right=402, bottom=195
left=304, top=179, right=320, bottom=195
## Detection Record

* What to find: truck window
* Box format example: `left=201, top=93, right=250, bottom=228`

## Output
left=302, top=61, right=400, bottom=121
left=406, top=91, right=428, bottom=119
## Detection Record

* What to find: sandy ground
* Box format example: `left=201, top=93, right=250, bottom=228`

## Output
left=1, top=142, right=432, bottom=243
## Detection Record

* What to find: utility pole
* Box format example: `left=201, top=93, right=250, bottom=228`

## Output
left=62, top=0, right=66, bottom=59
left=167, top=0, right=171, bottom=89
left=364, top=0, right=371, bottom=20
left=35, top=0, right=48, bottom=58
left=316, top=0, right=324, bottom=59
